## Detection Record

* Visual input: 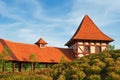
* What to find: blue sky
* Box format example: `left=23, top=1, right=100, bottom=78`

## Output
left=0, top=0, right=120, bottom=49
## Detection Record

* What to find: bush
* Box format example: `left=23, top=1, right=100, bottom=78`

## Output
left=57, top=74, right=65, bottom=80
left=85, top=65, right=101, bottom=74
left=87, top=75, right=101, bottom=80
left=1, top=49, right=120, bottom=80
left=104, top=58, right=114, bottom=66
left=107, top=72, right=120, bottom=80
left=90, top=59, right=106, bottom=68
left=77, top=71, right=86, bottom=80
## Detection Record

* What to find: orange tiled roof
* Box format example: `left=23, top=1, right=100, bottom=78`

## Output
left=0, top=39, right=75, bottom=63
left=65, top=15, right=114, bottom=46
left=35, top=38, right=47, bottom=45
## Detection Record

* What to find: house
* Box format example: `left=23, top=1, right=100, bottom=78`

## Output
left=0, top=15, right=114, bottom=72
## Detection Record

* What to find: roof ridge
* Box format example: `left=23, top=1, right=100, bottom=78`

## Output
left=0, top=38, right=36, bottom=46
left=35, top=38, right=48, bottom=45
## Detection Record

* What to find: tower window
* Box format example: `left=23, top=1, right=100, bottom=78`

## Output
left=84, top=46, right=90, bottom=53
left=96, top=46, right=101, bottom=53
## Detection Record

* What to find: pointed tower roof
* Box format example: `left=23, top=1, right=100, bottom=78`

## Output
left=35, top=38, right=48, bottom=45
left=65, top=15, right=114, bottom=46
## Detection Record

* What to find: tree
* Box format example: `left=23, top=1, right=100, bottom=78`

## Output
left=109, top=45, right=115, bottom=51
left=29, top=53, right=38, bottom=71
left=0, top=46, right=12, bottom=72
left=60, top=56, right=66, bottom=63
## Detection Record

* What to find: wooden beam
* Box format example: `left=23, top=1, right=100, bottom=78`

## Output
left=2, top=61, right=5, bottom=72
left=33, top=63, right=36, bottom=71
left=12, top=62, right=15, bottom=72
left=19, top=62, right=23, bottom=72
left=45, top=64, right=48, bottom=68
left=31, top=62, right=34, bottom=71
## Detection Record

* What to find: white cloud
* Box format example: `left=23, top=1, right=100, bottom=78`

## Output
left=19, top=29, right=33, bottom=33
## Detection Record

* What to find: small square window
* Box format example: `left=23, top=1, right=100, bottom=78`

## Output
left=84, top=46, right=90, bottom=53
left=40, top=44, right=45, bottom=48
left=96, top=46, right=101, bottom=53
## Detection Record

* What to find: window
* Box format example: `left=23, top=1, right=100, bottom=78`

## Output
left=96, top=46, right=101, bottom=53
left=84, top=46, right=90, bottom=53
left=40, top=44, right=45, bottom=48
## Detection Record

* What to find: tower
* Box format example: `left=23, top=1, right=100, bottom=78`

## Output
left=65, top=15, right=114, bottom=57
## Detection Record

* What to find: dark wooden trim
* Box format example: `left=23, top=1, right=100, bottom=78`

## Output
left=19, top=62, right=23, bottom=72
left=75, top=41, right=78, bottom=57
left=45, top=64, right=48, bottom=68
left=12, top=62, right=16, bottom=72
left=33, top=63, right=36, bottom=71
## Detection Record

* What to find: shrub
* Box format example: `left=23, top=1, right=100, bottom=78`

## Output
left=104, top=58, right=114, bottom=66
left=57, top=74, right=65, bottom=80
left=107, top=72, right=120, bottom=80
left=77, top=71, right=86, bottom=80
left=90, top=59, right=106, bottom=68
left=110, top=53, right=120, bottom=59
left=98, top=52, right=112, bottom=61
left=85, top=65, right=101, bottom=74
left=87, top=75, right=101, bottom=80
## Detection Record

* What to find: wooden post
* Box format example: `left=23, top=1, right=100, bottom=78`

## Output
left=12, top=62, right=15, bottom=72
left=33, top=63, right=36, bottom=71
left=19, top=62, right=23, bottom=72
left=2, top=61, right=5, bottom=72
left=31, top=62, right=33, bottom=71
left=45, top=64, right=48, bottom=68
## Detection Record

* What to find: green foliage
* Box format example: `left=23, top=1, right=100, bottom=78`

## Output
left=0, top=72, right=52, bottom=80
left=92, top=59, right=106, bottom=68
left=0, top=46, right=12, bottom=72
left=29, top=53, right=38, bottom=62
left=57, top=74, right=65, bottom=80
left=60, top=56, right=66, bottom=63
left=107, top=72, right=120, bottom=80
left=109, top=45, right=115, bottom=51
left=87, top=75, right=101, bottom=80
left=89, top=65, right=101, bottom=74
left=0, top=49, right=120, bottom=80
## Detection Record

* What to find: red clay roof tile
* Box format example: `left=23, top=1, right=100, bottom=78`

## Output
left=0, top=38, right=75, bottom=63
left=65, top=15, right=114, bottom=46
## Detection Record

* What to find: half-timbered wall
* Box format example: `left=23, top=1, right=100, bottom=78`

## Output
left=69, top=41, right=108, bottom=57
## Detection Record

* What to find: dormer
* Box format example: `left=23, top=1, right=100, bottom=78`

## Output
left=35, top=38, right=47, bottom=48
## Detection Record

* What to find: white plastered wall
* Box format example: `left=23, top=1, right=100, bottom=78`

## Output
left=91, top=46, right=95, bottom=53
left=101, top=47, right=106, bottom=51
left=78, top=42, right=83, bottom=45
